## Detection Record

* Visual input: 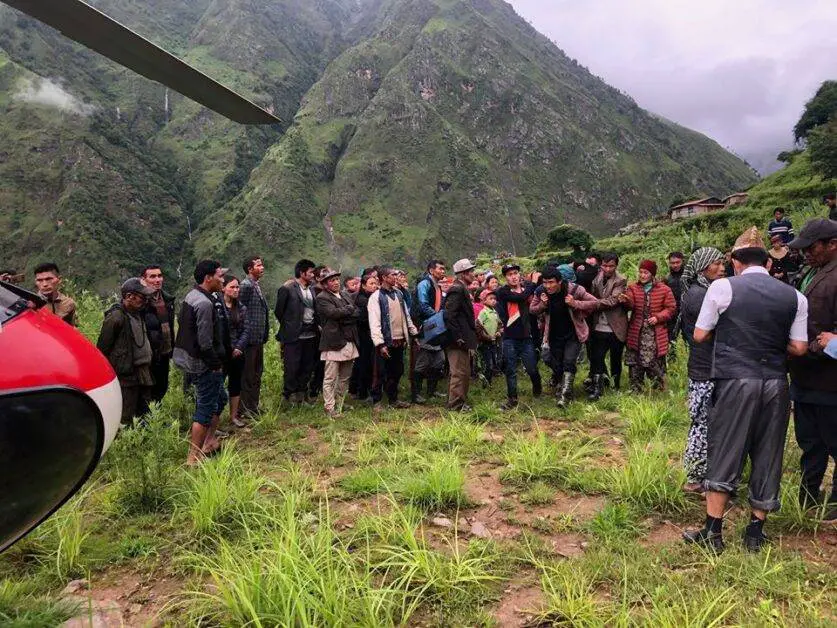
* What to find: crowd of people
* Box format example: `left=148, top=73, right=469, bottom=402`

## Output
left=4, top=204, right=836, bottom=552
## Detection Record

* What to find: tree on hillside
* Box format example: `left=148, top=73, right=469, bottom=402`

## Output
left=794, top=80, right=837, bottom=142
left=808, top=120, right=837, bottom=180
left=540, top=224, right=593, bottom=254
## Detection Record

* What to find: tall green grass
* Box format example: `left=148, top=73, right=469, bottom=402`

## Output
left=606, top=444, right=687, bottom=514
left=182, top=494, right=501, bottom=626
left=501, top=431, right=600, bottom=488
left=101, top=403, right=183, bottom=514
left=174, top=445, right=271, bottom=538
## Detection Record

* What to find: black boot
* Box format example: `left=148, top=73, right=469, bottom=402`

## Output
left=501, top=397, right=519, bottom=411
left=411, top=375, right=426, bottom=404
left=582, top=377, right=594, bottom=394
left=588, top=374, right=605, bottom=401
left=557, top=372, right=574, bottom=408
left=531, top=374, right=542, bottom=398
left=427, top=377, right=445, bottom=399
left=683, top=528, right=725, bottom=553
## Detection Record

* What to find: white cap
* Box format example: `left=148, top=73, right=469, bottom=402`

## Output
left=452, top=258, right=476, bottom=274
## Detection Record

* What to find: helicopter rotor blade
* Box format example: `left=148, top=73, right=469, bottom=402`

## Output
left=2, top=0, right=281, bottom=125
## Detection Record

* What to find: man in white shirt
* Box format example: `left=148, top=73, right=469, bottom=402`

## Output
left=682, top=227, right=808, bottom=553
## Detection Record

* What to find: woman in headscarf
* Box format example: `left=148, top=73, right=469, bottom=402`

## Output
left=618, top=260, right=677, bottom=391
left=679, top=247, right=726, bottom=492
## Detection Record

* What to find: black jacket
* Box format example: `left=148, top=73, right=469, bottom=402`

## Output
left=316, top=290, right=359, bottom=352
left=445, top=280, right=478, bottom=350
left=274, top=280, right=319, bottom=344
left=665, top=271, right=684, bottom=305
left=495, top=282, right=536, bottom=340
left=141, top=290, right=175, bottom=359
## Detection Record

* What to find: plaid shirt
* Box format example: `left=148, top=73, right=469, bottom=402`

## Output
left=239, top=277, right=269, bottom=345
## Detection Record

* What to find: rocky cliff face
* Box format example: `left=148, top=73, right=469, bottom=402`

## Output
left=0, top=0, right=756, bottom=290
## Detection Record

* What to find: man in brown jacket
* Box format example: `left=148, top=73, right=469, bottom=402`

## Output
left=445, top=259, right=479, bottom=411
left=788, top=218, right=837, bottom=522
left=587, top=252, right=628, bottom=399
left=315, top=268, right=360, bottom=417
left=97, top=278, right=155, bottom=425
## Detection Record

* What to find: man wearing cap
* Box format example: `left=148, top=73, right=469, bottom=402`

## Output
left=412, top=260, right=447, bottom=403
left=495, top=263, right=542, bottom=409
left=315, top=268, right=360, bottom=418
left=444, top=259, right=479, bottom=410
left=683, top=227, right=808, bottom=552
left=368, top=266, right=419, bottom=408
left=787, top=218, right=837, bottom=522
left=97, top=277, right=155, bottom=426
left=174, top=260, right=229, bottom=465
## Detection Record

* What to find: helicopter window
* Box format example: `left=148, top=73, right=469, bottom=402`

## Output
left=0, top=284, right=33, bottom=325
left=0, top=388, right=103, bottom=553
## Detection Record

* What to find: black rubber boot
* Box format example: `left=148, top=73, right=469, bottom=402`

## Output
left=501, top=397, right=519, bottom=411
left=557, top=372, right=574, bottom=408
left=411, top=375, right=426, bottom=404
left=531, top=374, right=542, bottom=398
left=588, top=374, right=605, bottom=401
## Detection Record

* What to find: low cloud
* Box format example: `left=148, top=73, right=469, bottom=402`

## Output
left=509, top=0, right=837, bottom=174
left=14, top=77, right=96, bottom=116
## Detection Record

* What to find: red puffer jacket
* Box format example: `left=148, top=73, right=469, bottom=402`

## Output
left=623, top=281, right=676, bottom=357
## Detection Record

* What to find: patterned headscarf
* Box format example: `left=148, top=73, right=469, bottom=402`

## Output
left=681, top=247, right=724, bottom=292
left=557, top=264, right=577, bottom=283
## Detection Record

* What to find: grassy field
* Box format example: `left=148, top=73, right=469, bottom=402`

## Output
left=1, top=292, right=835, bottom=627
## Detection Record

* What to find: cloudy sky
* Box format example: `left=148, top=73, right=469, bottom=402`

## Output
left=508, top=0, right=837, bottom=173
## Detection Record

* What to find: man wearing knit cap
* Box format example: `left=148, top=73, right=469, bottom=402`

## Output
left=683, top=226, right=809, bottom=552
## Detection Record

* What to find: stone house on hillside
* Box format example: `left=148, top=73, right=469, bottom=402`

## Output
left=723, top=192, right=749, bottom=207
left=668, top=197, right=725, bottom=220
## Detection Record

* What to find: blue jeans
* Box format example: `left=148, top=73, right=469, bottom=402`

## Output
left=193, top=370, right=227, bottom=426
left=502, top=338, right=541, bottom=399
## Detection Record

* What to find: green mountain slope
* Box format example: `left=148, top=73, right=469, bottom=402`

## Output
left=196, top=0, right=757, bottom=283
left=0, top=0, right=757, bottom=290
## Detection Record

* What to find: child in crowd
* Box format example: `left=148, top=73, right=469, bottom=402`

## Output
left=476, top=289, right=503, bottom=386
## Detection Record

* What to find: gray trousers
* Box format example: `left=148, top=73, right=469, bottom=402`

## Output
left=704, top=378, right=790, bottom=512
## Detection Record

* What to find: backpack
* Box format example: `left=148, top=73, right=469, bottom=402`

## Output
left=420, top=310, right=449, bottom=347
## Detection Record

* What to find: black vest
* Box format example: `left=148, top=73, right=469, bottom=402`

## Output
left=711, top=271, right=798, bottom=380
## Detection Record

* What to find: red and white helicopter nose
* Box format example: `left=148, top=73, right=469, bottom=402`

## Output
left=1, top=283, right=122, bottom=551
